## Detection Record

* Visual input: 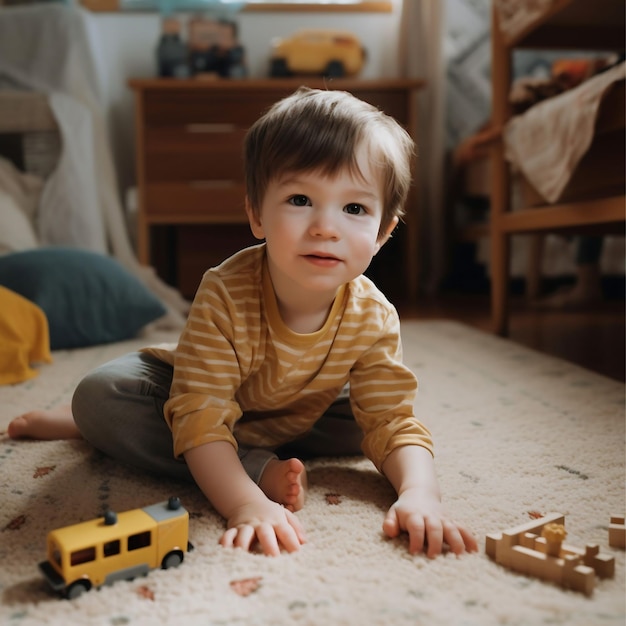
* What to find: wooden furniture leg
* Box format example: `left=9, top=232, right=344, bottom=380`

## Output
left=489, top=4, right=512, bottom=336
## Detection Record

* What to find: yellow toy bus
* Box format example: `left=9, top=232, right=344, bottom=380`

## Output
left=269, top=30, right=366, bottom=78
left=39, top=496, right=193, bottom=599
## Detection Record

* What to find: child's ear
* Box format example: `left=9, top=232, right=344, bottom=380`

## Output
left=373, top=216, right=399, bottom=254
left=245, top=197, right=265, bottom=240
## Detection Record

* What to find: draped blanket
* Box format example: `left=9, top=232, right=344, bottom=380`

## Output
left=0, top=4, right=188, bottom=325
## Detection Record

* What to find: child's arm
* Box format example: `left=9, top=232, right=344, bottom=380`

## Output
left=185, top=441, right=306, bottom=556
left=381, top=445, right=478, bottom=558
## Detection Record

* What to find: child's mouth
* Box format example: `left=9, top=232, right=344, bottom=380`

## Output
left=304, top=253, right=341, bottom=266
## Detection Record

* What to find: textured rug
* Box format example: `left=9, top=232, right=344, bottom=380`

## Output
left=0, top=320, right=624, bottom=626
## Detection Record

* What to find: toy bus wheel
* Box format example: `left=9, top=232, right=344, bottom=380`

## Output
left=66, top=580, right=90, bottom=600
left=270, top=58, right=291, bottom=77
left=162, top=550, right=183, bottom=569
left=325, top=60, right=345, bottom=78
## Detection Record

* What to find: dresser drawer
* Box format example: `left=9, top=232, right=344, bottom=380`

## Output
left=143, top=89, right=281, bottom=126
left=144, top=126, right=246, bottom=182
left=145, top=182, right=247, bottom=220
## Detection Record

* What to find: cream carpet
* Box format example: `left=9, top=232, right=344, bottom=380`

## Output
left=0, top=320, right=624, bottom=626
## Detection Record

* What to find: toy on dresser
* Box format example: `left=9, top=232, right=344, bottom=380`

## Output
left=188, top=15, right=246, bottom=78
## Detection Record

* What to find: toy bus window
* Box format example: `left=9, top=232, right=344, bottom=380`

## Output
left=52, top=548, right=62, bottom=567
left=104, top=539, right=121, bottom=557
left=70, top=546, right=96, bottom=566
left=128, top=531, right=151, bottom=551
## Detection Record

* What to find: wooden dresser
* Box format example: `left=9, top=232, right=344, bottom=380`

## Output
left=129, top=78, right=423, bottom=301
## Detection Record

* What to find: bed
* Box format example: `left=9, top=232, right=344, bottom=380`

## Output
left=489, top=0, right=625, bottom=333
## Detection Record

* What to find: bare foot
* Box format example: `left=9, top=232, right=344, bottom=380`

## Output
left=259, top=458, right=307, bottom=512
left=533, top=286, right=602, bottom=310
left=7, top=405, right=81, bottom=440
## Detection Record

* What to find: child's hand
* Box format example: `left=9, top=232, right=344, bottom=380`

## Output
left=220, top=497, right=307, bottom=556
left=382, top=487, right=478, bottom=558
left=185, top=441, right=307, bottom=557
left=381, top=445, right=478, bottom=558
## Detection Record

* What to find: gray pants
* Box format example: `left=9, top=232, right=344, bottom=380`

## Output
left=72, top=353, right=363, bottom=485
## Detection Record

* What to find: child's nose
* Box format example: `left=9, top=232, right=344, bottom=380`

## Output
left=309, top=209, right=339, bottom=239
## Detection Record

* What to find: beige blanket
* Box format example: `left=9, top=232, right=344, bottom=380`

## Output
left=504, top=62, right=626, bottom=203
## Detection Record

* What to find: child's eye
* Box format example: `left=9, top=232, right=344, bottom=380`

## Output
left=344, top=203, right=365, bottom=215
left=288, top=195, right=311, bottom=207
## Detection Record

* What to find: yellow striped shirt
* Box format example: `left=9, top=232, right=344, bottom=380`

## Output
left=147, top=244, right=432, bottom=472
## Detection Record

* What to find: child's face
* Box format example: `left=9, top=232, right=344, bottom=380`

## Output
left=246, top=144, right=397, bottom=302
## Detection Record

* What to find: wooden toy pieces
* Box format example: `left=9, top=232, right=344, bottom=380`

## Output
left=608, top=515, right=625, bottom=549
left=485, top=513, right=615, bottom=596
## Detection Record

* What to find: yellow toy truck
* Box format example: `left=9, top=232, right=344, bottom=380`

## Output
left=269, top=29, right=366, bottom=78
left=39, top=496, right=193, bottom=599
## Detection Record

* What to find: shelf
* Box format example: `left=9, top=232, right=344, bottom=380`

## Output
left=128, top=78, right=426, bottom=92
left=504, top=0, right=626, bottom=50
left=489, top=0, right=626, bottom=335
left=496, top=195, right=625, bottom=234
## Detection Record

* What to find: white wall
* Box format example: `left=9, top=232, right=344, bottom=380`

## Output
left=85, top=5, right=404, bottom=194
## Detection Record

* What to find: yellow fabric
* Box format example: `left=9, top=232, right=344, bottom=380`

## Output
left=0, top=285, right=52, bottom=385
left=145, top=244, right=433, bottom=472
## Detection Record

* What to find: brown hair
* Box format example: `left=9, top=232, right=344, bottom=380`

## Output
left=244, top=87, right=415, bottom=238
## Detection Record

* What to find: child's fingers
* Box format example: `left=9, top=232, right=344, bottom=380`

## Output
left=220, top=526, right=239, bottom=548
left=220, top=506, right=306, bottom=556
left=433, top=520, right=478, bottom=557
left=423, top=516, right=443, bottom=557
left=405, top=515, right=427, bottom=555
left=274, top=522, right=304, bottom=553
left=220, top=525, right=255, bottom=551
left=256, top=523, right=282, bottom=556
left=383, top=500, right=477, bottom=558
left=458, top=523, right=479, bottom=553
left=285, top=509, right=307, bottom=543
left=233, top=525, right=256, bottom=552
left=382, top=508, right=401, bottom=538
left=441, top=521, right=466, bottom=556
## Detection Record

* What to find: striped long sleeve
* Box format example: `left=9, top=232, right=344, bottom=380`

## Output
left=147, top=244, right=433, bottom=470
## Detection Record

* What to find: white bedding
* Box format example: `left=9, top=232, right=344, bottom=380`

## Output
left=0, top=3, right=188, bottom=327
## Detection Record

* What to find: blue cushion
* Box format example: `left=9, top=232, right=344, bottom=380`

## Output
left=0, top=248, right=167, bottom=349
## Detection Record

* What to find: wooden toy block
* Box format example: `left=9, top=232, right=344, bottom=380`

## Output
left=485, top=513, right=615, bottom=596
left=608, top=515, right=625, bottom=549
left=485, top=512, right=564, bottom=565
